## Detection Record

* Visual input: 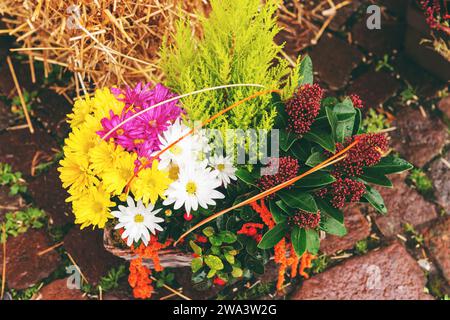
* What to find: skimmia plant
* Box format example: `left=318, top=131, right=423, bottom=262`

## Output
left=58, top=0, right=412, bottom=299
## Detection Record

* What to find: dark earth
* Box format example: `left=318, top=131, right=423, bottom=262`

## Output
left=0, top=0, right=449, bottom=300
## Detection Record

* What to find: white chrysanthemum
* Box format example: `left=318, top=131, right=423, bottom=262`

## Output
left=111, top=196, right=164, bottom=247
left=156, top=119, right=202, bottom=169
left=163, top=161, right=225, bottom=215
left=209, top=155, right=237, bottom=188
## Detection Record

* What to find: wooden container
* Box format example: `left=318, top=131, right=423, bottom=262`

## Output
left=103, top=225, right=192, bottom=269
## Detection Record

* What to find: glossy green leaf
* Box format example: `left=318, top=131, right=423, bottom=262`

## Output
left=191, top=257, right=203, bottom=273
left=296, top=171, right=336, bottom=188
left=257, top=222, right=288, bottom=249
left=305, top=229, right=320, bottom=255
left=359, top=170, right=393, bottom=188
left=280, top=130, right=298, bottom=152
left=299, top=55, right=313, bottom=86
left=303, top=128, right=336, bottom=152
left=363, top=184, right=387, bottom=215
left=316, top=198, right=344, bottom=223
left=204, top=255, right=224, bottom=271
left=269, top=200, right=287, bottom=223
left=278, top=189, right=318, bottom=213
left=291, top=227, right=306, bottom=257
left=305, top=151, right=326, bottom=167
left=369, top=156, right=414, bottom=174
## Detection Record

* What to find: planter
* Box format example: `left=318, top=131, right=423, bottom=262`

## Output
left=404, top=1, right=450, bottom=81
left=103, top=225, right=193, bottom=269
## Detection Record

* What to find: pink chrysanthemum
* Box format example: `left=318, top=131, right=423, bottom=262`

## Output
left=98, top=83, right=183, bottom=158
left=285, top=84, right=324, bottom=135
left=289, top=210, right=321, bottom=229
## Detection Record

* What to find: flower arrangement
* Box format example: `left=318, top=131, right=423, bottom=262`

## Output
left=58, top=0, right=413, bottom=299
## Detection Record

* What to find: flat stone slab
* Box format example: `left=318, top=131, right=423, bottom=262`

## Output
left=429, top=150, right=450, bottom=214
left=310, top=33, right=363, bottom=90
left=0, top=229, right=61, bottom=290
left=390, top=108, right=448, bottom=167
left=28, top=166, right=72, bottom=226
left=352, top=15, right=405, bottom=56
left=424, top=218, right=450, bottom=284
left=347, top=69, right=401, bottom=109
left=320, top=204, right=371, bottom=255
left=0, top=126, right=58, bottom=177
left=34, top=278, right=87, bottom=300
left=63, top=227, right=122, bottom=285
left=329, top=1, right=362, bottom=31
left=291, top=242, right=433, bottom=300
left=371, top=173, right=438, bottom=237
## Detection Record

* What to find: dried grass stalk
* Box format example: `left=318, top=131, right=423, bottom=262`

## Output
left=0, top=0, right=208, bottom=94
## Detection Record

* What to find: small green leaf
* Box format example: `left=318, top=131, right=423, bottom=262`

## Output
left=298, top=55, right=313, bottom=86
left=202, top=226, right=215, bottom=237
left=207, top=269, right=217, bottom=278
left=304, top=128, right=336, bottom=152
left=296, top=171, right=336, bottom=188
left=257, top=222, right=288, bottom=249
left=209, top=235, right=223, bottom=246
left=291, top=227, right=306, bottom=257
left=280, top=130, right=298, bottom=152
left=359, top=171, right=393, bottom=188
left=320, top=212, right=347, bottom=236
left=204, top=255, right=224, bottom=271
left=191, top=257, right=203, bottom=273
left=189, top=240, right=202, bottom=255
left=218, top=231, right=237, bottom=244
left=269, top=200, right=287, bottom=223
left=235, top=168, right=257, bottom=186
left=305, top=152, right=326, bottom=167
left=224, top=253, right=235, bottom=264
left=305, top=229, right=320, bottom=255
left=231, top=267, right=243, bottom=278
left=363, top=185, right=387, bottom=214
left=316, top=198, right=344, bottom=223
left=278, top=189, right=318, bottom=213
left=369, top=156, right=413, bottom=175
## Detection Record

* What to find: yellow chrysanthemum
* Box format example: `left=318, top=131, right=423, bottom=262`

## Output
left=67, top=95, right=94, bottom=128
left=91, top=87, right=124, bottom=121
left=131, top=160, right=172, bottom=205
left=72, top=184, right=115, bottom=229
left=89, top=140, right=124, bottom=175
left=100, top=150, right=137, bottom=196
left=58, top=153, right=98, bottom=195
left=63, top=123, right=99, bottom=157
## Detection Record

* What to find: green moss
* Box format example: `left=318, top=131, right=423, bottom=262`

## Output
left=409, top=168, right=433, bottom=194
left=2, top=207, right=47, bottom=240
left=160, top=0, right=294, bottom=132
left=0, top=163, right=27, bottom=195
left=362, top=108, right=389, bottom=133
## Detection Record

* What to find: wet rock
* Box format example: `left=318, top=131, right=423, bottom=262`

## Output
left=371, top=173, right=438, bottom=237
left=34, top=278, right=87, bottom=300
left=390, top=108, right=448, bottom=167
left=310, top=33, right=363, bottom=90
left=34, top=89, right=71, bottom=138
left=347, top=69, right=401, bottom=108
left=28, top=166, right=72, bottom=226
left=394, top=55, right=444, bottom=97
left=291, top=242, right=433, bottom=300
left=352, top=15, right=405, bottom=56
left=438, top=96, right=450, bottom=119
left=320, top=204, right=371, bottom=255
left=0, top=126, right=58, bottom=177
left=63, top=227, right=122, bottom=285
left=0, top=186, right=25, bottom=223
left=0, top=229, right=61, bottom=290
left=424, top=218, right=450, bottom=284
left=429, top=151, right=450, bottom=214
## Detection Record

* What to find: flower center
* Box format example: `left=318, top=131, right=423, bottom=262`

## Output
left=134, top=139, right=145, bottom=145
left=116, top=128, right=124, bottom=135
left=148, top=120, right=157, bottom=128
left=217, top=164, right=225, bottom=171
left=186, top=181, right=197, bottom=195
left=168, top=164, right=180, bottom=180
left=134, top=214, right=144, bottom=223
left=170, top=145, right=182, bottom=155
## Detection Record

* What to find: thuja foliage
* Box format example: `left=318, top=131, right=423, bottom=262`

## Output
left=160, top=0, right=297, bottom=132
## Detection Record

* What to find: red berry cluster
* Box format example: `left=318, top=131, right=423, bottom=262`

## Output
left=332, top=133, right=389, bottom=178
left=285, top=84, right=324, bottom=134
left=289, top=210, right=321, bottom=229
left=257, top=156, right=299, bottom=195
left=322, top=178, right=366, bottom=208
left=349, top=94, right=364, bottom=109
left=237, top=223, right=264, bottom=242
left=420, top=0, right=450, bottom=33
